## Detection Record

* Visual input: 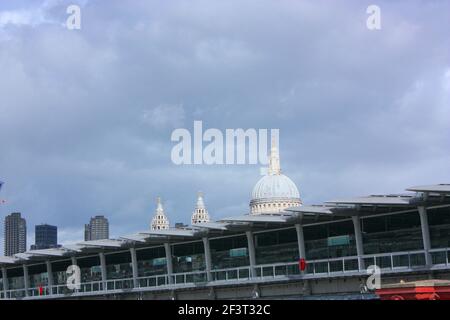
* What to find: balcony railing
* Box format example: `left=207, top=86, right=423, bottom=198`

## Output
left=1, top=247, right=450, bottom=299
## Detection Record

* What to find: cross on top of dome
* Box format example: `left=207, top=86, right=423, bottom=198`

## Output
left=268, top=136, right=281, bottom=175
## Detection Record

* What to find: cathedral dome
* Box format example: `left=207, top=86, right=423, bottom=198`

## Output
left=250, top=139, right=301, bottom=214
left=252, top=174, right=300, bottom=200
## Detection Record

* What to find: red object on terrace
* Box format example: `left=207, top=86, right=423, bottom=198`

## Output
left=299, top=258, right=307, bottom=271
left=376, top=280, right=450, bottom=300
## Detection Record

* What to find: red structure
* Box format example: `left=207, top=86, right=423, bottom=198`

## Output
left=299, top=258, right=307, bottom=272
left=376, top=280, right=450, bottom=300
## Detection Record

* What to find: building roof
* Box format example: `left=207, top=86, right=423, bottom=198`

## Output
left=0, top=256, right=18, bottom=264
left=326, top=195, right=414, bottom=206
left=407, top=184, right=450, bottom=194
left=77, top=239, right=126, bottom=248
left=220, top=214, right=290, bottom=224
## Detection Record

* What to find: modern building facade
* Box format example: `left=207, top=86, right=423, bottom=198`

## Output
left=84, top=216, right=109, bottom=241
left=0, top=184, right=449, bottom=300
left=4, top=213, right=26, bottom=257
left=30, top=224, right=58, bottom=251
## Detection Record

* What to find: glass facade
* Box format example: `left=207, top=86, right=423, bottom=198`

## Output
left=361, top=212, right=423, bottom=254
left=136, top=246, right=167, bottom=277
left=172, top=241, right=205, bottom=273
left=429, top=207, right=450, bottom=249
left=210, top=235, right=249, bottom=269
left=7, top=268, right=24, bottom=290
left=105, top=251, right=133, bottom=280
left=28, top=264, right=48, bottom=288
left=254, top=228, right=299, bottom=264
left=77, top=255, right=102, bottom=283
left=304, top=220, right=356, bottom=260
left=51, top=259, right=72, bottom=286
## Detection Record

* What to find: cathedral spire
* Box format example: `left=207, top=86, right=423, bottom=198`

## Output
left=192, top=192, right=210, bottom=224
left=151, top=197, right=170, bottom=230
left=268, top=136, right=281, bottom=175
left=196, top=191, right=205, bottom=209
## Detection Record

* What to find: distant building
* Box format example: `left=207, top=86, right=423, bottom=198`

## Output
left=4, top=212, right=26, bottom=256
left=175, top=222, right=187, bottom=228
left=30, top=224, right=59, bottom=250
left=151, top=197, right=170, bottom=230
left=84, top=215, right=109, bottom=241
left=191, top=192, right=210, bottom=224
left=250, top=138, right=301, bottom=214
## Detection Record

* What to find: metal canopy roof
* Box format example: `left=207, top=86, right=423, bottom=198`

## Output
left=13, top=253, right=33, bottom=260
left=220, top=214, right=290, bottom=224
left=326, top=195, right=414, bottom=206
left=407, top=184, right=450, bottom=194
left=24, top=248, right=72, bottom=257
left=287, top=205, right=335, bottom=215
left=120, top=233, right=149, bottom=243
left=0, top=256, right=18, bottom=264
left=77, top=239, right=126, bottom=248
left=139, top=228, right=197, bottom=238
left=190, top=222, right=230, bottom=231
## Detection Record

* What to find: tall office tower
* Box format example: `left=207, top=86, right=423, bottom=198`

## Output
left=84, top=215, right=109, bottom=241
left=4, top=212, right=27, bottom=256
left=30, top=224, right=58, bottom=250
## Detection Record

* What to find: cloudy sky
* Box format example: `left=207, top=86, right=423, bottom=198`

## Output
left=0, top=0, right=449, bottom=249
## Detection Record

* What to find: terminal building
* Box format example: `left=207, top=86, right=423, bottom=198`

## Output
left=1, top=143, right=450, bottom=300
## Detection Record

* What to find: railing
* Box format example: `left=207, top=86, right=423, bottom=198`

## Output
left=2, top=248, right=450, bottom=299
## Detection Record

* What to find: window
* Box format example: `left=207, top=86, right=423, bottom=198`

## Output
left=210, top=235, right=249, bottom=269
left=361, top=212, right=422, bottom=254
left=255, top=228, right=299, bottom=264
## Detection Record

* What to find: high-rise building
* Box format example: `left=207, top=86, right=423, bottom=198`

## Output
left=30, top=224, right=58, bottom=250
left=4, top=212, right=26, bottom=256
left=84, top=215, right=109, bottom=241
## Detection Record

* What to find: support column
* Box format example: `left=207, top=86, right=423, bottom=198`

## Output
left=130, top=247, right=139, bottom=288
left=23, top=264, right=29, bottom=297
left=99, top=252, right=107, bottom=290
left=202, top=237, right=213, bottom=282
left=352, top=215, right=365, bottom=271
left=2, top=267, right=8, bottom=297
left=46, top=260, right=53, bottom=295
left=418, top=206, right=432, bottom=266
left=246, top=231, right=256, bottom=278
left=295, top=223, right=307, bottom=274
left=164, top=243, right=174, bottom=285
left=295, top=223, right=306, bottom=260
